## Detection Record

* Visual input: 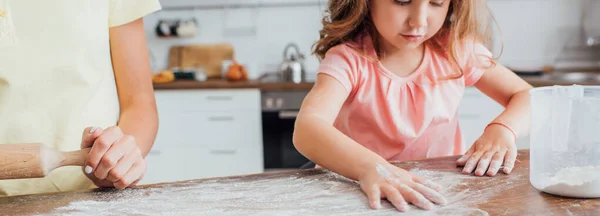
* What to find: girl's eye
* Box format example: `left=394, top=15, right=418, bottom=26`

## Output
left=394, top=0, right=411, bottom=6
left=430, top=1, right=445, bottom=7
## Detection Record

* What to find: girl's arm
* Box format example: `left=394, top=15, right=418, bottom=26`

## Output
left=457, top=63, right=533, bottom=176
left=294, top=74, right=446, bottom=211
left=82, top=18, right=158, bottom=189
left=293, top=74, right=388, bottom=181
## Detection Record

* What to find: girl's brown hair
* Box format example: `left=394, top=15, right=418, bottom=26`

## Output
left=312, top=0, right=499, bottom=79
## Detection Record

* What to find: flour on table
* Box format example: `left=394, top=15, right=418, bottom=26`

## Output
left=32, top=168, right=522, bottom=216
left=541, top=165, right=600, bottom=198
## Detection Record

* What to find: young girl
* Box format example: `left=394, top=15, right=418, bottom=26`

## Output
left=0, top=0, right=160, bottom=196
left=293, top=0, right=532, bottom=212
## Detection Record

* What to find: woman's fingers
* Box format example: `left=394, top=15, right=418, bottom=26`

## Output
left=106, top=147, right=138, bottom=183
left=81, top=127, right=104, bottom=149
left=114, top=161, right=147, bottom=190
left=86, top=127, right=123, bottom=174
left=94, top=140, right=131, bottom=180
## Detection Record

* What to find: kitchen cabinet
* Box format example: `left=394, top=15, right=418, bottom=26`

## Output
left=139, top=89, right=264, bottom=185
left=458, top=87, right=530, bottom=150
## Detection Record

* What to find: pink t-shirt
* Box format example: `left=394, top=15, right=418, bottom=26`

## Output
left=318, top=34, right=493, bottom=161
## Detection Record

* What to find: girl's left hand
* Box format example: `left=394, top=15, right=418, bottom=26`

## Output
left=80, top=126, right=147, bottom=189
left=456, top=124, right=517, bottom=177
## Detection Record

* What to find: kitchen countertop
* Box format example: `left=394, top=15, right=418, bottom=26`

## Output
left=153, top=80, right=315, bottom=91
left=520, top=76, right=600, bottom=87
left=2, top=149, right=598, bottom=215
left=152, top=75, right=600, bottom=92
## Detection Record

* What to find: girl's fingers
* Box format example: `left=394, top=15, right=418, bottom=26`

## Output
left=410, top=174, right=442, bottom=192
left=398, top=183, right=434, bottom=210
left=503, top=148, right=518, bottom=174
left=474, top=151, right=496, bottom=176
left=487, top=151, right=506, bottom=176
left=363, top=184, right=382, bottom=210
left=456, top=148, right=474, bottom=166
left=381, top=185, right=409, bottom=212
left=462, top=151, right=484, bottom=174
left=409, top=182, right=447, bottom=205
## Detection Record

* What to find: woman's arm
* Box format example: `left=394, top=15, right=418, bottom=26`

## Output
left=110, top=18, right=159, bottom=156
left=457, top=63, right=533, bottom=176
left=82, top=18, right=158, bottom=189
left=293, top=74, right=388, bottom=181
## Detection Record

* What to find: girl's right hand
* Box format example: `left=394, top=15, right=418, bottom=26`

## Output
left=358, top=163, right=448, bottom=212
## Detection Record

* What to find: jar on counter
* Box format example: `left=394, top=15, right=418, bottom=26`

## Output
left=529, top=85, right=600, bottom=198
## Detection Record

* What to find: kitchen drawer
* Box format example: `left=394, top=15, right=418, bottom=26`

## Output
left=155, top=89, right=261, bottom=112
left=141, top=146, right=263, bottom=184
left=153, top=110, right=262, bottom=149
left=185, top=147, right=264, bottom=180
left=139, top=148, right=188, bottom=185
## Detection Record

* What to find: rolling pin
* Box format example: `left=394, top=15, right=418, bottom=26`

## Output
left=0, top=143, right=91, bottom=180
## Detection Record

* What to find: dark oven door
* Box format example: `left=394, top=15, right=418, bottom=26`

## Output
left=262, top=109, right=310, bottom=170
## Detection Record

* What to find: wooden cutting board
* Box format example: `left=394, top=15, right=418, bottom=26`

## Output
left=168, top=43, right=235, bottom=79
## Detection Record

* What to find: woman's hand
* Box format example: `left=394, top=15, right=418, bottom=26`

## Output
left=359, top=163, right=447, bottom=212
left=80, top=126, right=147, bottom=189
left=457, top=124, right=517, bottom=176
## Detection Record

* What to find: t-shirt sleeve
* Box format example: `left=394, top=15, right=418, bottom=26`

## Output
left=462, top=42, right=493, bottom=86
left=317, top=45, right=359, bottom=93
left=109, top=0, right=162, bottom=27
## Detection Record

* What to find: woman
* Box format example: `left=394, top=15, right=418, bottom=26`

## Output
left=0, top=0, right=161, bottom=196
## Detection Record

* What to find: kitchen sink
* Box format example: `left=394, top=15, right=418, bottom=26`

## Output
left=539, top=72, right=600, bottom=82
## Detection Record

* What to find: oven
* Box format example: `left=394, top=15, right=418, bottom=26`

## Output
left=261, top=90, right=311, bottom=171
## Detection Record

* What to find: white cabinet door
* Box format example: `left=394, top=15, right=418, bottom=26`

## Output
left=146, top=89, right=264, bottom=184
left=153, top=110, right=262, bottom=149
left=155, top=89, right=261, bottom=112
left=140, top=148, right=187, bottom=185
left=185, top=147, right=264, bottom=180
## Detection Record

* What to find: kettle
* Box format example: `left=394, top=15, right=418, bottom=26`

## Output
left=279, top=43, right=306, bottom=83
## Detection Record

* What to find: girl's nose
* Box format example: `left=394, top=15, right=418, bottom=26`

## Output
left=408, top=6, right=428, bottom=28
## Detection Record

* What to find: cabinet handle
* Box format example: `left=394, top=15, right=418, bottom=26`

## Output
left=210, top=149, right=237, bottom=155
left=205, top=96, right=233, bottom=101
left=208, top=116, right=234, bottom=121
left=278, top=111, right=298, bottom=119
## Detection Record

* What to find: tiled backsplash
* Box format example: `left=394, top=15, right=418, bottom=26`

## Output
left=144, top=0, right=598, bottom=78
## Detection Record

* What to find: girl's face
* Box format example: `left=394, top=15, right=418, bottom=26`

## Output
left=370, top=0, right=451, bottom=51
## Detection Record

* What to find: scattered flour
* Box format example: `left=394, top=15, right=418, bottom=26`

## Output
left=541, top=165, right=600, bottom=198
left=26, top=168, right=522, bottom=216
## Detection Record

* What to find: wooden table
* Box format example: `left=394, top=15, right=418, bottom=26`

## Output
left=1, top=150, right=599, bottom=215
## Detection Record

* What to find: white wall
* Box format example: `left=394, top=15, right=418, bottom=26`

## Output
left=144, top=0, right=595, bottom=77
